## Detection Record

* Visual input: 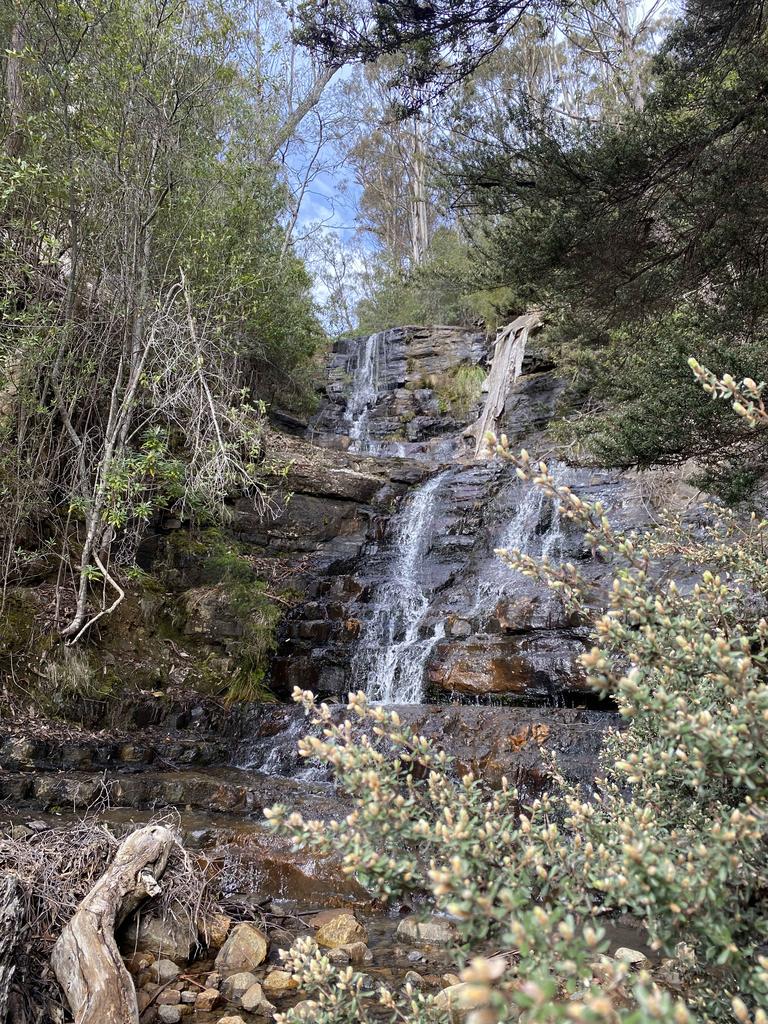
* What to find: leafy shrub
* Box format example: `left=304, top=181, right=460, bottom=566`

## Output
left=266, top=364, right=768, bottom=1023
left=433, top=363, right=487, bottom=418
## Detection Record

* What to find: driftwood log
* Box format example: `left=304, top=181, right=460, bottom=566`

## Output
left=0, top=873, right=25, bottom=1021
left=51, top=825, right=176, bottom=1024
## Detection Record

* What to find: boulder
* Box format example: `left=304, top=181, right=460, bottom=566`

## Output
left=315, top=913, right=368, bottom=949
left=221, top=972, right=259, bottom=1003
left=263, top=970, right=300, bottom=998
left=241, top=982, right=276, bottom=1016
left=396, top=915, right=458, bottom=947
left=215, top=923, right=268, bottom=973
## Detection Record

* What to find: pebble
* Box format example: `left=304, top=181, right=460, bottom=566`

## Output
left=404, top=970, right=424, bottom=987
left=241, top=982, right=276, bottom=1016
left=407, top=950, right=423, bottom=963
left=156, top=990, right=180, bottom=1005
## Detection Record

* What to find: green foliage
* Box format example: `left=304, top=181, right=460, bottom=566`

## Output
left=446, top=2, right=768, bottom=478
left=197, top=534, right=281, bottom=702
left=267, top=383, right=768, bottom=1022
left=356, top=229, right=515, bottom=332
left=432, top=363, right=487, bottom=418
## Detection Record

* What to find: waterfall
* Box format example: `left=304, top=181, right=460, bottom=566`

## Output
left=354, top=471, right=448, bottom=704
left=344, top=331, right=384, bottom=453
left=474, top=462, right=564, bottom=618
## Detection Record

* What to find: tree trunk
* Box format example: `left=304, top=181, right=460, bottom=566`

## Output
left=0, top=873, right=24, bottom=1020
left=51, top=825, right=176, bottom=1024
left=5, top=19, right=26, bottom=158
left=466, top=311, right=542, bottom=457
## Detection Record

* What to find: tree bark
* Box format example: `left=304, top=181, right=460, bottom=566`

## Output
left=51, top=825, right=176, bottom=1024
left=0, top=873, right=24, bottom=1021
left=5, top=19, right=26, bottom=158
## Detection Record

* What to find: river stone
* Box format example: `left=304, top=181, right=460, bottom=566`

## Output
left=215, top=922, right=268, bottom=972
left=194, top=988, right=222, bottom=1011
left=339, top=941, right=373, bottom=964
left=241, top=982, right=276, bottom=1016
left=263, top=970, right=300, bottom=997
left=200, top=911, right=231, bottom=949
left=124, top=907, right=195, bottom=960
left=396, top=914, right=458, bottom=946
left=315, top=913, right=368, bottom=948
left=151, top=959, right=181, bottom=984
left=157, top=1008, right=182, bottom=1024
left=614, top=947, right=649, bottom=968
left=218, top=1018, right=247, bottom=1024
left=221, top=971, right=259, bottom=1003
left=435, top=983, right=492, bottom=1023
left=156, top=990, right=180, bottom=1005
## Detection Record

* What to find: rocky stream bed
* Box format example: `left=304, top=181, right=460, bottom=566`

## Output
left=0, top=323, right=702, bottom=1021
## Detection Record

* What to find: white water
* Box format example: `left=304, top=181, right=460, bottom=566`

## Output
left=354, top=471, right=448, bottom=704
left=473, top=462, right=564, bottom=618
left=344, top=331, right=385, bottom=453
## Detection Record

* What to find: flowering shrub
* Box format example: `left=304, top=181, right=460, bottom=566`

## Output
left=266, top=363, right=768, bottom=1024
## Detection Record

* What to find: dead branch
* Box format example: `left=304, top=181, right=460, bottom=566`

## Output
left=51, top=824, right=176, bottom=1024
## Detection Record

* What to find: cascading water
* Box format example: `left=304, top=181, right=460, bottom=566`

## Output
left=473, top=462, right=564, bottom=619
left=344, top=331, right=385, bottom=453
left=354, top=470, right=448, bottom=704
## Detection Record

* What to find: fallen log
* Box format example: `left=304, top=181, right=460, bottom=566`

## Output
left=51, top=824, right=177, bottom=1024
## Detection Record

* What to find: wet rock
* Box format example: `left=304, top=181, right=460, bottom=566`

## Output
left=241, top=982, right=276, bottom=1016
left=215, top=923, right=268, bottom=972
left=194, top=988, right=222, bottom=1011
left=263, top=970, right=300, bottom=998
left=150, top=959, right=180, bottom=984
left=327, top=947, right=350, bottom=965
left=221, top=971, right=259, bottom=1003
left=339, top=941, right=373, bottom=965
left=315, top=913, right=368, bottom=948
left=396, top=915, right=458, bottom=947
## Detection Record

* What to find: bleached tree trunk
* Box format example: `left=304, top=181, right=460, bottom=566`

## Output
left=466, top=311, right=542, bottom=457
left=409, top=118, right=430, bottom=267
left=51, top=826, right=176, bottom=1024
left=4, top=18, right=25, bottom=158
